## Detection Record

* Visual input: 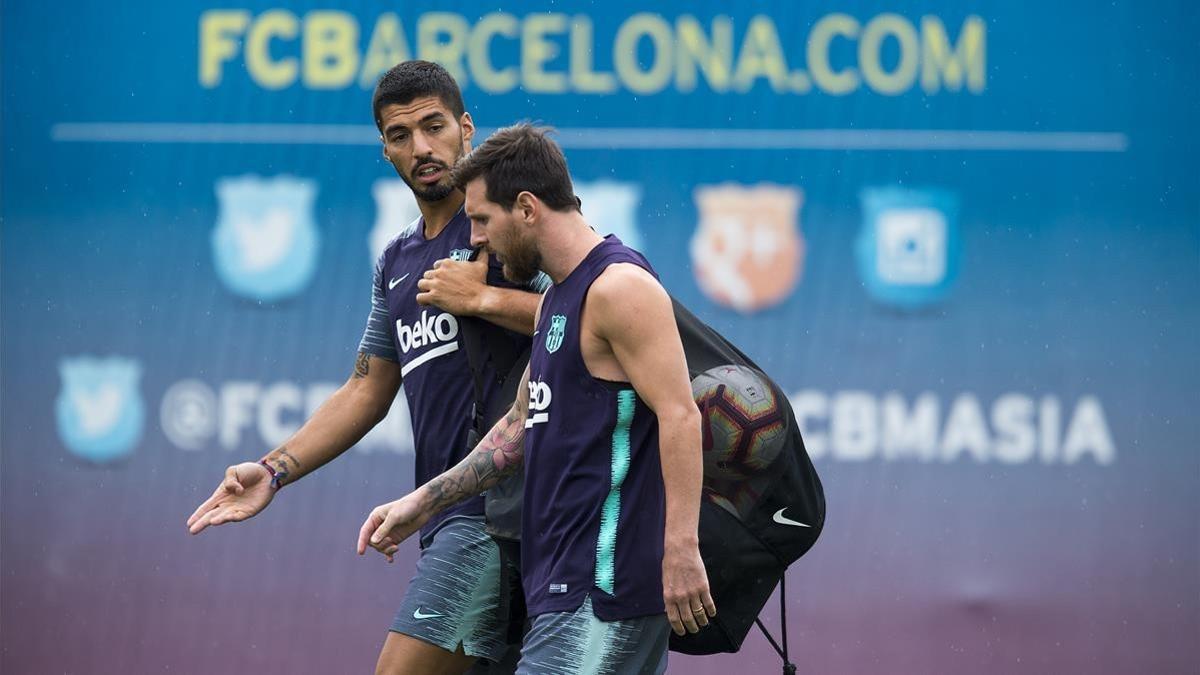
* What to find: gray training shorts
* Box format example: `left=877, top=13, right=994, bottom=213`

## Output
left=390, top=515, right=512, bottom=664
left=515, top=597, right=669, bottom=675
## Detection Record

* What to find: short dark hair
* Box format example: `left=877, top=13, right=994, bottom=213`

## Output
left=451, top=123, right=579, bottom=212
left=372, top=60, right=465, bottom=132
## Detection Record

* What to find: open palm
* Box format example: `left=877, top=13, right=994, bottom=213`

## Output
left=187, top=462, right=275, bottom=534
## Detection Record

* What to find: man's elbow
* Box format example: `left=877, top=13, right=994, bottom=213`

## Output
left=660, top=401, right=702, bottom=437
left=368, top=398, right=392, bottom=425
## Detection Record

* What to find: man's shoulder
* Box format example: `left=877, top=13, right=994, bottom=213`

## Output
left=376, top=218, right=424, bottom=267
left=586, top=263, right=667, bottom=323
left=591, top=262, right=660, bottom=296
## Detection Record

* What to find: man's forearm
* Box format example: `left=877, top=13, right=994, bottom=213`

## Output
left=473, top=287, right=540, bottom=336
left=259, top=378, right=391, bottom=487
left=658, top=406, right=704, bottom=547
left=418, top=403, right=528, bottom=514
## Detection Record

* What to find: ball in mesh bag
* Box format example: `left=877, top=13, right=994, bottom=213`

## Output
left=691, top=365, right=787, bottom=482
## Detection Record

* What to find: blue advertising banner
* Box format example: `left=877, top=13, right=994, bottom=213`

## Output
left=3, top=2, right=1197, bottom=673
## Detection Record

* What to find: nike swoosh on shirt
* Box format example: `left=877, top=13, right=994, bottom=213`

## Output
left=389, top=273, right=409, bottom=290
left=413, top=607, right=444, bottom=620
left=772, top=508, right=811, bottom=528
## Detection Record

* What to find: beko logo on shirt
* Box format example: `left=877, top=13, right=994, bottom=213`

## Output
left=396, top=310, right=459, bottom=354
left=525, top=380, right=552, bottom=428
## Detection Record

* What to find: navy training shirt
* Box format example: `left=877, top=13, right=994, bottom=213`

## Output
left=360, top=207, right=537, bottom=538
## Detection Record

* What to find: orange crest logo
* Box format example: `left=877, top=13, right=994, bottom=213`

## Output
left=689, top=184, right=805, bottom=313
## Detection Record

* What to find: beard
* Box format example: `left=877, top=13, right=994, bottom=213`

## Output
left=498, top=228, right=542, bottom=284
left=396, top=134, right=462, bottom=202
left=400, top=170, right=456, bottom=202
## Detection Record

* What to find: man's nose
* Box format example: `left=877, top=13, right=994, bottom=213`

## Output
left=411, top=130, right=434, bottom=159
left=469, top=221, right=487, bottom=248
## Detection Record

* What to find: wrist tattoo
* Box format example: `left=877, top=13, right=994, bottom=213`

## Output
left=263, top=445, right=300, bottom=487
left=276, top=447, right=300, bottom=471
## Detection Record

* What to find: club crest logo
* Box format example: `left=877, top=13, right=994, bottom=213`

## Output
left=545, top=315, right=567, bottom=354
left=55, top=356, right=145, bottom=463
left=855, top=187, right=960, bottom=308
left=574, top=180, right=644, bottom=252
left=371, top=178, right=422, bottom=265
left=449, top=248, right=473, bottom=262
left=689, top=184, right=805, bottom=313
left=212, top=175, right=320, bottom=302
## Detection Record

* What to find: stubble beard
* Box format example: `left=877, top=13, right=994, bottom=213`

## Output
left=396, top=134, right=463, bottom=203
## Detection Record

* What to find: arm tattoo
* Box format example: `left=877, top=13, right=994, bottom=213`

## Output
left=262, top=445, right=300, bottom=487
left=424, top=405, right=527, bottom=513
left=353, top=352, right=371, bottom=379
left=276, top=447, right=300, bottom=470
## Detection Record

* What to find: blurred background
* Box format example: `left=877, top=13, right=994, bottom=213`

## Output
left=2, top=1, right=1197, bottom=673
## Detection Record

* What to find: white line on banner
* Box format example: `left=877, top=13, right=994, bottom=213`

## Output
left=49, top=123, right=1129, bottom=152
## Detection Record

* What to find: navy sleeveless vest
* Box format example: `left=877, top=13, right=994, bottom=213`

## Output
left=521, top=235, right=666, bottom=621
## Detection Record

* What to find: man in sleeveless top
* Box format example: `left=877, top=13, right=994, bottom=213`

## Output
left=187, top=62, right=541, bottom=674
left=359, top=124, right=714, bottom=674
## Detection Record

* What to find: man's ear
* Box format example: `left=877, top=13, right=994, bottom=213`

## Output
left=460, top=112, right=475, bottom=148
left=515, top=191, right=539, bottom=225
left=380, top=136, right=389, bottom=161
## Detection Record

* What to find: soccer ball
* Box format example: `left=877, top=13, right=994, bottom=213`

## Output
left=691, top=365, right=787, bottom=482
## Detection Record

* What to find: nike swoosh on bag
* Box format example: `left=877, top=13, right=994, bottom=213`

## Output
left=772, top=508, right=811, bottom=528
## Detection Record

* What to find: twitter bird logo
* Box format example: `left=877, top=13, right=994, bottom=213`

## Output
left=573, top=180, right=644, bottom=253
left=56, top=356, right=145, bottom=464
left=212, top=175, right=319, bottom=302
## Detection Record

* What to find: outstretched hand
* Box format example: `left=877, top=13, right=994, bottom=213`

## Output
left=187, top=462, right=275, bottom=535
left=356, top=492, right=430, bottom=563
